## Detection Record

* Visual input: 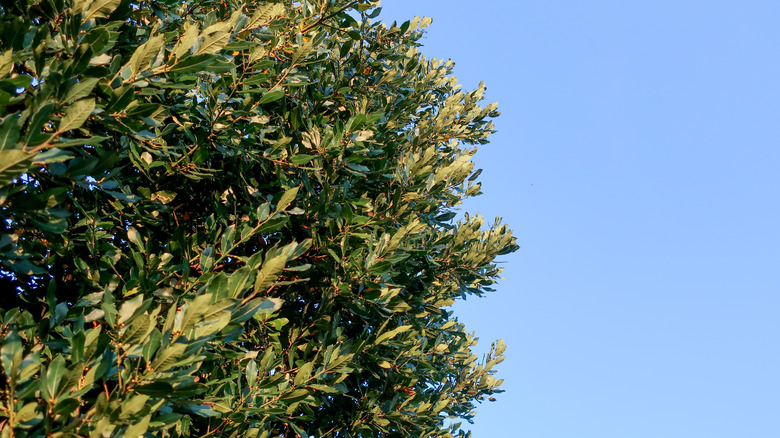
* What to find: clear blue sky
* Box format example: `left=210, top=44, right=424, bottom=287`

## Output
left=379, top=1, right=780, bottom=437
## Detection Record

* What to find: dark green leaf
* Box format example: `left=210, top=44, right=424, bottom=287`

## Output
left=169, top=54, right=217, bottom=74
left=257, top=89, right=284, bottom=105
left=0, top=115, right=19, bottom=151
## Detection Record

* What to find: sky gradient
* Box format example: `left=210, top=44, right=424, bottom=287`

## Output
left=378, top=1, right=780, bottom=437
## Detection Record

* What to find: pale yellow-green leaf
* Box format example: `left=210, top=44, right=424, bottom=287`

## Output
left=151, top=190, right=176, bottom=204
left=290, top=41, right=313, bottom=66
left=246, top=3, right=285, bottom=30
left=84, top=0, right=120, bottom=20
left=253, top=254, right=287, bottom=293
left=408, top=16, right=420, bottom=32
left=433, top=399, right=449, bottom=412
left=248, top=46, right=267, bottom=64
left=354, top=130, right=374, bottom=142
left=88, top=53, right=112, bottom=65
left=117, top=294, right=144, bottom=325
left=72, top=0, right=91, bottom=15
left=123, top=415, right=151, bottom=437
left=375, top=325, right=412, bottom=344
left=126, top=226, right=144, bottom=250
left=196, top=22, right=232, bottom=55
left=120, top=394, right=149, bottom=418
left=14, top=402, right=42, bottom=427
left=0, top=50, right=12, bottom=79
left=172, top=22, right=200, bottom=59
left=275, top=186, right=299, bottom=213
left=126, top=35, right=164, bottom=77
left=59, top=99, right=95, bottom=132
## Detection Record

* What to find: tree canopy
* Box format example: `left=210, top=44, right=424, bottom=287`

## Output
left=0, top=0, right=518, bottom=436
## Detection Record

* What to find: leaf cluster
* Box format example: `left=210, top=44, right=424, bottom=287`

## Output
left=0, top=0, right=517, bottom=436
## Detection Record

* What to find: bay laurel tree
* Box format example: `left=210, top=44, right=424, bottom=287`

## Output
left=0, top=0, right=517, bottom=436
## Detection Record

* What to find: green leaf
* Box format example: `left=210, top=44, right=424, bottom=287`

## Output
left=200, top=246, right=214, bottom=271
left=0, top=149, right=31, bottom=188
left=121, top=313, right=151, bottom=344
left=232, top=297, right=275, bottom=322
left=53, top=135, right=108, bottom=148
left=288, top=154, right=315, bottom=165
left=346, top=162, right=370, bottom=174
left=290, top=41, right=313, bottom=66
left=104, top=189, right=140, bottom=203
left=288, top=422, right=309, bottom=438
left=245, top=359, right=258, bottom=388
left=275, top=186, right=298, bottom=213
left=63, top=78, right=99, bottom=103
left=280, top=388, right=309, bottom=403
left=255, top=216, right=288, bottom=234
left=33, top=148, right=74, bottom=164
left=246, top=3, right=285, bottom=29
left=16, top=402, right=43, bottom=427
left=253, top=254, right=287, bottom=292
left=30, top=217, right=68, bottom=234
left=84, top=0, right=121, bottom=19
left=197, top=23, right=232, bottom=55
left=59, top=99, right=95, bottom=132
left=257, top=89, right=284, bottom=105
left=253, top=297, right=284, bottom=315
left=172, top=22, right=200, bottom=59
left=125, top=35, right=164, bottom=77
left=375, top=325, right=412, bottom=344
left=169, top=54, right=217, bottom=74
left=24, top=103, right=55, bottom=145
left=226, top=266, right=252, bottom=298
left=42, top=355, right=66, bottom=401
left=180, top=295, right=235, bottom=332
left=192, top=309, right=231, bottom=338
left=135, top=382, right=174, bottom=396
left=293, top=361, right=314, bottom=386
left=152, top=343, right=186, bottom=373
left=117, top=294, right=144, bottom=325
left=0, top=50, right=12, bottom=79
left=0, top=75, right=32, bottom=93
left=0, top=330, right=22, bottom=377
left=339, top=40, right=353, bottom=58
left=0, top=115, right=20, bottom=151
left=123, top=415, right=151, bottom=437
left=71, top=332, right=85, bottom=363
left=120, top=394, right=150, bottom=418
left=18, top=352, right=41, bottom=382
left=188, top=404, right=219, bottom=417
left=127, top=227, right=144, bottom=251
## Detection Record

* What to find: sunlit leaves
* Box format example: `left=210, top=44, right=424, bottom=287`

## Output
left=0, top=0, right=515, bottom=437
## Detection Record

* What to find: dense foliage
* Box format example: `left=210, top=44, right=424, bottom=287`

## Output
left=0, top=0, right=518, bottom=436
